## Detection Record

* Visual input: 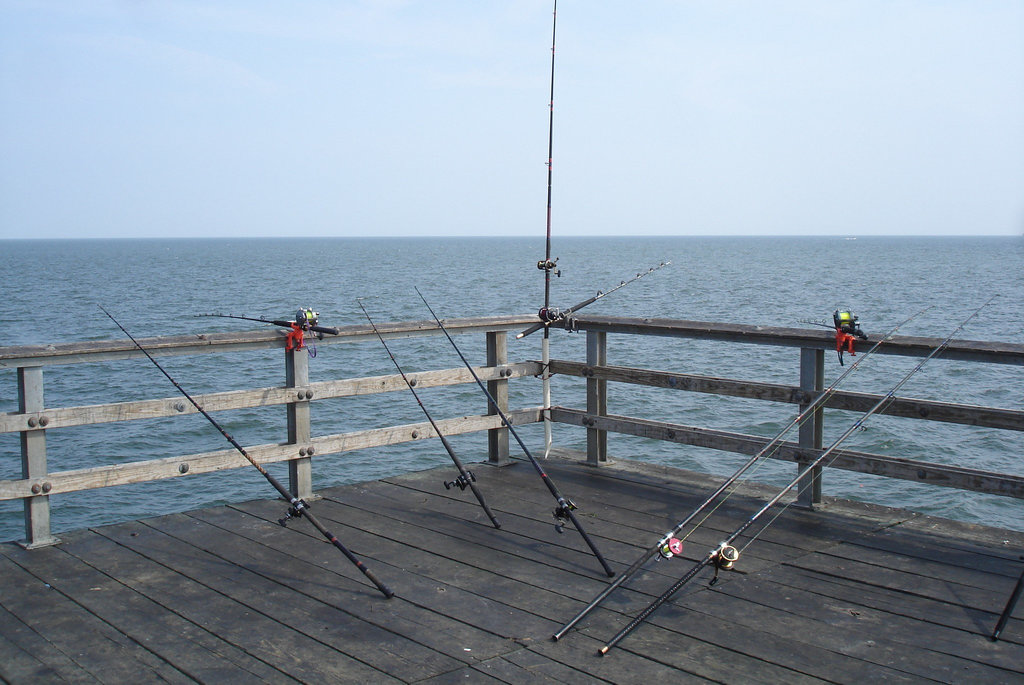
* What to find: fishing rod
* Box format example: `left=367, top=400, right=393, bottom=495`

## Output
left=100, top=305, right=395, bottom=599
left=355, top=298, right=501, bottom=529
left=598, top=296, right=997, bottom=655
left=197, top=311, right=340, bottom=352
left=537, top=0, right=559, bottom=460
left=552, top=305, right=932, bottom=641
left=525, top=259, right=671, bottom=459
left=517, top=261, right=673, bottom=341
left=991, top=557, right=1023, bottom=641
left=416, top=287, right=615, bottom=577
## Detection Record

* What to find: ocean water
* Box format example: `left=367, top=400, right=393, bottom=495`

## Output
left=0, top=235, right=1021, bottom=542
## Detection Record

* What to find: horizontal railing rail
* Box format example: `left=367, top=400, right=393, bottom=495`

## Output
left=0, top=408, right=542, bottom=501
left=0, top=315, right=535, bottom=369
left=0, top=362, right=542, bottom=434
left=561, top=315, right=1024, bottom=365
left=547, top=360, right=1023, bottom=431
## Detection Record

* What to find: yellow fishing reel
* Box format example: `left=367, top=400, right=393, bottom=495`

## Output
left=709, top=542, right=740, bottom=585
left=295, top=308, right=319, bottom=330
left=715, top=543, right=740, bottom=569
left=833, top=309, right=868, bottom=339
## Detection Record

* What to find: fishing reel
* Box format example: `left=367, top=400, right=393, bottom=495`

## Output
left=709, top=543, right=740, bottom=586
left=658, top=537, right=684, bottom=559
left=277, top=499, right=309, bottom=527
left=444, top=470, right=476, bottom=491
left=537, top=257, right=561, bottom=277
left=538, top=306, right=563, bottom=323
left=295, top=308, right=320, bottom=331
left=833, top=309, right=868, bottom=340
left=553, top=498, right=577, bottom=533
left=833, top=309, right=869, bottom=366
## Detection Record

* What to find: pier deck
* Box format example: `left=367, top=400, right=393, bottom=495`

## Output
left=2, top=454, right=1022, bottom=684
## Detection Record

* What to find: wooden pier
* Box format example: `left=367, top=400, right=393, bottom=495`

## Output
left=3, top=454, right=1022, bottom=684
left=3, top=314, right=1022, bottom=682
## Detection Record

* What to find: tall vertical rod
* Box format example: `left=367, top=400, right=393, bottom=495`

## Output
left=541, top=0, right=558, bottom=458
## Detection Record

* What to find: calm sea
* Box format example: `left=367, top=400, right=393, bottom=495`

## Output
left=1, top=236, right=1021, bottom=542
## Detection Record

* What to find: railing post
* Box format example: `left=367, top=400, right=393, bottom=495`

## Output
left=486, top=331, right=510, bottom=465
left=797, top=348, right=825, bottom=508
left=18, top=366, right=59, bottom=548
left=286, top=347, right=313, bottom=499
left=586, top=330, right=608, bottom=465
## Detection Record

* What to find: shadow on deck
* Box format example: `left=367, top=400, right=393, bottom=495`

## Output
left=2, top=454, right=1022, bottom=684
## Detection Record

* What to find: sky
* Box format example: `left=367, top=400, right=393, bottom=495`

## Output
left=1, top=1, right=1022, bottom=239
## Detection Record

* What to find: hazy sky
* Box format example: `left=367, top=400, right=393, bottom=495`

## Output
left=2, top=1, right=1022, bottom=239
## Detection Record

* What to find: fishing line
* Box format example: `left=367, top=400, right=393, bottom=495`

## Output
left=102, top=305, right=395, bottom=599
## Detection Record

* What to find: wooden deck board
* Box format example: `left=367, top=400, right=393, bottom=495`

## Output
left=2, top=455, right=1022, bottom=684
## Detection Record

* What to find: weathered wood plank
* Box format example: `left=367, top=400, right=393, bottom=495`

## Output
left=761, top=563, right=1024, bottom=646
left=550, top=408, right=1024, bottom=498
left=548, top=359, right=1024, bottom=430
left=61, top=524, right=402, bottom=683
left=713, top=568, right=1024, bottom=674
left=788, top=547, right=1017, bottom=614
left=380, top=461, right=798, bottom=576
left=339, top=471, right=909, bottom=683
left=248, top=472, right=832, bottom=681
left=98, top=515, right=462, bottom=682
left=0, top=409, right=541, bottom=499
left=2, top=456, right=1022, bottom=683
left=0, top=315, right=536, bottom=368
left=0, top=362, right=542, bottom=434
left=206, top=499, right=553, bottom=653
left=0, top=548, right=194, bottom=684
left=3, top=534, right=296, bottom=683
left=562, top=315, right=1024, bottom=365
left=670, top=579, right=1019, bottom=682
left=152, top=507, right=519, bottom=660
left=0, top=602, right=89, bottom=684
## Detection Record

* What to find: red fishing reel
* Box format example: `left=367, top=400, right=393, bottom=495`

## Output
left=658, top=538, right=685, bottom=559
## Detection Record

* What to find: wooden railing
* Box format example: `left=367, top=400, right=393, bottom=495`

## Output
left=550, top=315, right=1024, bottom=508
left=1, top=316, right=537, bottom=547
left=3, top=314, right=1022, bottom=548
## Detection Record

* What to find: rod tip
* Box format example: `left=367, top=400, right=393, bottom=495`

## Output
left=598, top=646, right=609, bottom=656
